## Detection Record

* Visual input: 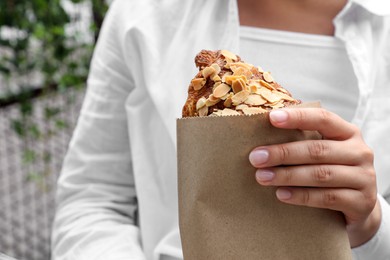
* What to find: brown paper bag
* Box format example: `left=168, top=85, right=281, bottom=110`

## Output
left=177, top=103, right=352, bottom=260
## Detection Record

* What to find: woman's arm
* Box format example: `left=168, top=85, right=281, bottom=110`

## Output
left=51, top=1, right=145, bottom=259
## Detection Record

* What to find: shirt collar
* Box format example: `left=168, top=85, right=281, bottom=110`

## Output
left=349, top=0, right=390, bottom=16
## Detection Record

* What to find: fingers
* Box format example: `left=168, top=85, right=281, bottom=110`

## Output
left=249, top=139, right=373, bottom=167
left=269, top=108, right=358, bottom=140
left=255, top=164, right=371, bottom=189
left=274, top=187, right=376, bottom=221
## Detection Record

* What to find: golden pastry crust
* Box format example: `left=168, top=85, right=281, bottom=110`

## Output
left=182, top=50, right=300, bottom=117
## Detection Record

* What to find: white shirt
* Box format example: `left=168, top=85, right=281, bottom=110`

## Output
left=51, top=0, right=390, bottom=260
left=239, top=26, right=359, bottom=122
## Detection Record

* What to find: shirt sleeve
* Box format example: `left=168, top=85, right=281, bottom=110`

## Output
left=351, top=194, right=390, bottom=260
left=51, top=1, right=146, bottom=259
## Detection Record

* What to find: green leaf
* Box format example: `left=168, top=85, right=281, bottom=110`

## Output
left=23, top=149, right=37, bottom=164
left=11, top=120, right=26, bottom=137
left=28, top=124, right=41, bottom=139
left=44, top=107, right=61, bottom=119
left=55, top=119, right=68, bottom=130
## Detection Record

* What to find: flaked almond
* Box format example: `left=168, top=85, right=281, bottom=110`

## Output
left=249, top=85, right=258, bottom=93
left=258, top=88, right=281, bottom=103
left=235, top=104, right=249, bottom=110
left=270, top=101, right=285, bottom=109
left=231, top=78, right=246, bottom=93
left=221, top=50, right=238, bottom=61
left=248, top=80, right=261, bottom=93
left=257, top=66, right=264, bottom=73
left=263, top=72, right=274, bottom=83
left=223, top=75, right=247, bottom=85
left=213, top=81, right=221, bottom=91
left=213, top=83, right=231, bottom=98
left=210, top=63, right=221, bottom=75
left=230, top=62, right=253, bottom=71
left=242, top=107, right=268, bottom=115
left=208, top=94, right=219, bottom=102
left=274, top=91, right=296, bottom=102
left=259, top=80, right=275, bottom=90
left=244, top=94, right=267, bottom=106
left=202, top=66, right=216, bottom=78
left=232, top=90, right=250, bottom=106
left=198, top=105, right=209, bottom=116
left=224, top=97, right=233, bottom=107
left=206, top=94, right=220, bottom=106
left=191, top=78, right=206, bottom=90
left=221, top=108, right=241, bottom=116
left=233, top=67, right=253, bottom=80
left=220, top=92, right=232, bottom=100
left=212, top=74, right=222, bottom=82
left=210, top=109, right=222, bottom=116
left=196, top=97, right=207, bottom=110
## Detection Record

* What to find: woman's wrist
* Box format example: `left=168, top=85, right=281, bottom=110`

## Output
left=347, top=197, right=382, bottom=248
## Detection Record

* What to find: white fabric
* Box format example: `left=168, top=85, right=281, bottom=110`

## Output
left=51, top=0, right=390, bottom=259
left=239, top=26, right=359, bottom=122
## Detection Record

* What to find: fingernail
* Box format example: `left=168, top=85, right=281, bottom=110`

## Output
left=270, top=110, right=288, bottom=123
left=276, top=188, right=292, bottom=200
left=256, top=170, right=275, bottom=182
left=249, top=149, right=269, bottom=166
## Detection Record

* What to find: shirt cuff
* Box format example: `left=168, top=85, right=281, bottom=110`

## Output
left=351, top=194, right=390, bottom=260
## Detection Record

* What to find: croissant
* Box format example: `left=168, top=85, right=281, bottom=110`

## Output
left=182, top=50, right=300, bottom=117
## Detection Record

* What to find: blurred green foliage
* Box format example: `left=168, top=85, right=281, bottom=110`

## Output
left=0, top=0, right=108, bottom=188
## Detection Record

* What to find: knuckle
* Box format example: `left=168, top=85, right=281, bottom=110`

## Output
left=322, top=191, right=338, bottom=207
left=360, top=146, right=374, bottom=163
left=365, top=166, right=376, bottom=181
left=301, top=189, right=311, bottom=205
left=313, top=166, right=332, bottom=183
left=308, top=141, right=329, bottom=161
left=278, top=144, right=290, bottom=162
left=294, top=109, right=308, bottom=123
left=280, top=167, right=294, bottom=185
left=319, top=109, right=332, bottom=123
left=362, top=192, right=377, bottom=213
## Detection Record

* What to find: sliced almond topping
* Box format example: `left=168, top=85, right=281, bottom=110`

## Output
left=213, top=83, right=231, bottom=98
left=263, top=72, right=274, bottom=83
left=244, top=94, right=267, bottom=106
left=208, top=94, right=219, bottom=102
left=233, top=67, right=253, bottom=80
left=198, top=105, right=209, bottom=116
left=242, top=107, right=268, bottom=115
left=257, top=66, right=264, bottom=73
left=196, top=97, right=207, bottom=110
left=206, top=94, right=221, bottom=107
left=210, top=109, right=223, bottom=116
left=231, top=78, right=246, bottom=93
left=230, top=62, right=253, bottom=71
left=212, top=74, right=222, bottom=82
left=235, top=104, right=249, bottom=110
left=270, top=101, right=285, bottom=109
left=249, top=85, right=258, bottom=93
left=224, top=97, right=233, bottom=107
left=274, top=91, right=296, bottom=102
left=223, top=75, right=247, bottom=85
left=277, top=87, right=289, bottom=94
left=258, top=88, right=281, bottom=103
left=210, top=63, right=221, bottom=75
left=259, top=80, right=275, bottom=90
left=221, top=108, right=241, bottom=116
left=191, top=78, right=206, bottom=91
left=202, top=66, right=216, bottom=78
left=232, top=90, right=250, bottom=106
left=221, top=50, right=238, bottom=61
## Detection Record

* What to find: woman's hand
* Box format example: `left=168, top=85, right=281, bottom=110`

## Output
left=249, top=108, right=381, bottom=247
